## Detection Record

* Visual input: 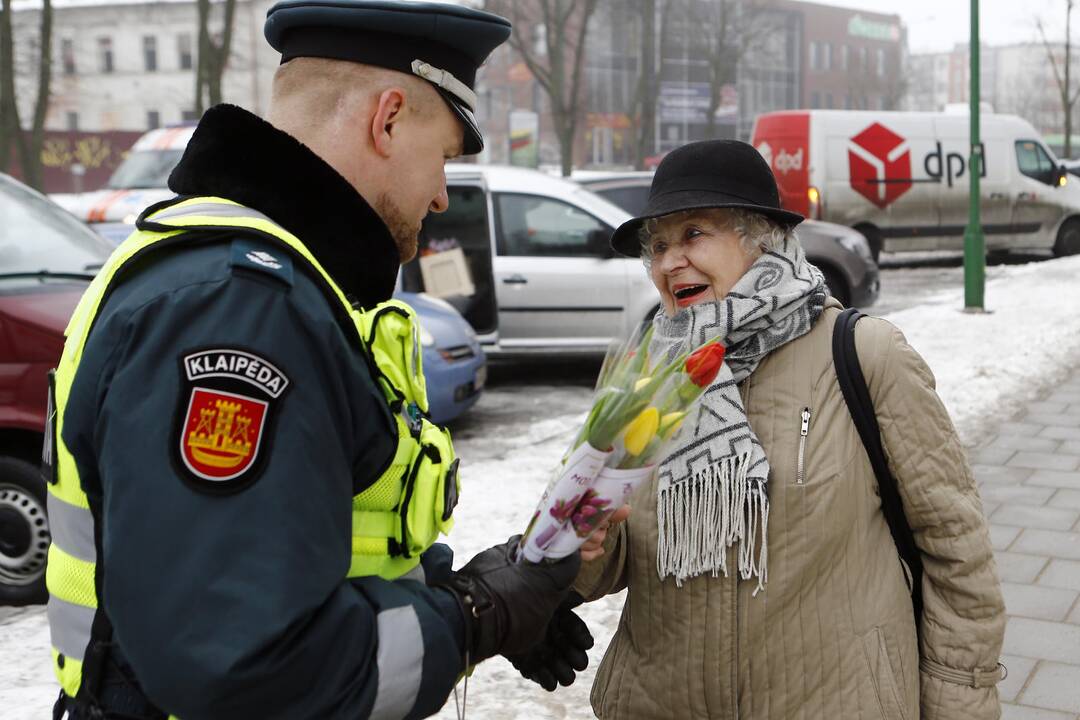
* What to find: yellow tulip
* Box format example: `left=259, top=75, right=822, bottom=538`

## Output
left=623, top=407, right=660, bottom=456
left=634, top=376, right=652, bottom=392
left=658, top=411, right=686, bottom=440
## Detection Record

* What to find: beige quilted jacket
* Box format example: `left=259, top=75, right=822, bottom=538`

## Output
left=576, top=301, right=1005, bottom=720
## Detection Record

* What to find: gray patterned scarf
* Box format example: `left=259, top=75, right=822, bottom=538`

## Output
left=649, top=236, right=826, bottom=589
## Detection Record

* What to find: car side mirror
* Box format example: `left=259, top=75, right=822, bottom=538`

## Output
left=1058, top=165, right=1069, bottom=186
left=587, top=228, right=615, bottom=258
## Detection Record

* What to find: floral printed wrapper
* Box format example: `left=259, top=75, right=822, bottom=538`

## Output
left=542, top=464, right=653, bottom=557
left=518, top=442, right=612, bottom=563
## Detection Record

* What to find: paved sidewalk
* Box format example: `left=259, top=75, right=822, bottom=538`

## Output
left=969, top=371, right=1080, bottom=719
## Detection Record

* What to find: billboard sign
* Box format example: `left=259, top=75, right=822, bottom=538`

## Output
left=509, top=110, right=540, bottom=168
left=658, top=82, right=712, bottom=124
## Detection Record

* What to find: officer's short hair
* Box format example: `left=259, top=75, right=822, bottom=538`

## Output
left=271, top=57, right=441, bottom=122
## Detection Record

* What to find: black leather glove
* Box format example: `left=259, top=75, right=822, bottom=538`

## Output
left=440, top=535, right=580, bottom=663
left=504, top=593, right=593, bottom=691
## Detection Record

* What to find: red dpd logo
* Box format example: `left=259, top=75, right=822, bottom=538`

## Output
left=848, top=123, right=912, bottom=209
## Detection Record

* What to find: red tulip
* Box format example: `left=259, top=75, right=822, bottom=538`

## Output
left=685, top=342, right=727, bottom=388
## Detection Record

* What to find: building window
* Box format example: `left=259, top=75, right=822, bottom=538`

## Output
left=810, top=91, right=821, bottom=109
left=823, top=43, right=832, bottom=71
left=144, top=36, right=158, bottom=72
left=876, top=48, right=886, bottom=77
left=844, top=94, right=852, bottom=109
left=147, top=110, right=161, bottom=129
left=809, top=41, right=819, bottom=71
left=97, top=37, right=113, bottom=73
left=181, top=109, right=200, bottom=122
left=825, top=93, right=834, bottom=109
left=840, top=44, right=849, bottom=71
left=177, top=33, right=193, bottom=70
left=858, top=46, right=867, bottom=70
left=66, top=111, right=79, bottom=131
left=61, top=38, right=76, bottom=75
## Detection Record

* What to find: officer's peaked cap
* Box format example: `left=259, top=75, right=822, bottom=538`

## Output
left=265, top=0, right=511, bottom=155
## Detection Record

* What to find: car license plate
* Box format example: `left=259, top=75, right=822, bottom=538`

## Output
left=474, top=365, right=487, bottom=391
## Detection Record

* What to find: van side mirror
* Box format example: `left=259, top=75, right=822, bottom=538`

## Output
left=587, top=228, right=615, bottom=258
left=1058, top=165, right=1069, bottom=186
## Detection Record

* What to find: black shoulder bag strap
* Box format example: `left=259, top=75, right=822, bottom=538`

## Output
left=832, top=308, right=924, bottom=637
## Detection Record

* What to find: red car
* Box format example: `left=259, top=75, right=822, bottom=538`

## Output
left=0, top=172, right=111, bottom=605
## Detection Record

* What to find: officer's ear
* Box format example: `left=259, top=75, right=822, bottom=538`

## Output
left=371, top=87, right=408, bottom=158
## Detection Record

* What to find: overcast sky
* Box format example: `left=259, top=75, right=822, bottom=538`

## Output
left=793, top=0, right=1073, bottom=54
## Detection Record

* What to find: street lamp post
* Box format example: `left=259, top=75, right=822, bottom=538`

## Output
left=964, top=0, right=985, bottom=310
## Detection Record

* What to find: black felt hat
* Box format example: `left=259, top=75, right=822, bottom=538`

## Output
left=610, top=139, right=804, bottom=257
left=264, top=0, right=511, bottom=155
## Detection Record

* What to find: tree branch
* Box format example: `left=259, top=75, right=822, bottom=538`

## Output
left=505, top=4, right=555, bottom=93
left=566, top=0, right=600, bottom=118
left=0, top=0, right=19, bottom=171
left=1038, top=18, right=1069, bottom=104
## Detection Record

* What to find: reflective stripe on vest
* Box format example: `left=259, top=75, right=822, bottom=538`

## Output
left=47, top=195, right=458, bottom=701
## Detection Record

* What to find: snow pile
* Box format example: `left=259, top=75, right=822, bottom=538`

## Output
left=880, top=254, right=1080, bottom=446
left=3, top=254, right=1080, bottom=720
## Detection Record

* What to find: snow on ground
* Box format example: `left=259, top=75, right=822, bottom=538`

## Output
left=3, top=254, right=1080, bottom=719
left=879, top=254, right=1080, bottom=447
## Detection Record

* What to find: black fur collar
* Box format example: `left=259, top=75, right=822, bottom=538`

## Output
left=168, top=104, right=399, bottom=308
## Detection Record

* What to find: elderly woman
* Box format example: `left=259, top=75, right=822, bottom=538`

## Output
left=572, top=140, right=1005, bottom=720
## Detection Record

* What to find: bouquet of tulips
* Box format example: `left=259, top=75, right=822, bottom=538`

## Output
left=518, top=326, right=727, bottom=563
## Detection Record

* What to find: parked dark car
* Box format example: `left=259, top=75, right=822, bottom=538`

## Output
left=574, top=172, right=880, bottom=308
left=0, top=172, right=113, bottom=605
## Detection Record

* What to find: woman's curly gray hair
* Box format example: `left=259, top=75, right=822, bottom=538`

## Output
left=638, top=208, right=794, bottom=265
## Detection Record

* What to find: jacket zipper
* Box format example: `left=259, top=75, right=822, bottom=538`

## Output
left=796, top=407, right=812, bottom=485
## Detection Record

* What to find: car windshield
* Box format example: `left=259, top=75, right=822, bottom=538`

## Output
left=0, top=175, right=112, bottom=274
left=568, top=185, right=632, bottom=227
left=106, top=149, right=183, bottom=189
left=589, top=184, right=651, bottom=216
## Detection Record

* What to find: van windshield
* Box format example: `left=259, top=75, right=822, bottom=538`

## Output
left=107, top=149, right=184, bottom=190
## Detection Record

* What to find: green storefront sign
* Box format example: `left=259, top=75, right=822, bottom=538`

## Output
left=848, top=14, right=900, bottom=42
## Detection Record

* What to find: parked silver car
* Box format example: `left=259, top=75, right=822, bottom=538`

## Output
left=401, top=166, right=660, bottom=357
left=574, top=171, right=880, bottom=308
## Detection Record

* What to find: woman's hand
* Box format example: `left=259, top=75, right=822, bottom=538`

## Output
left=580, top=505, right=631, bottom=562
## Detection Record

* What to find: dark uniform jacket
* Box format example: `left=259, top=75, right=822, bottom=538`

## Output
left=62, top=104, right=465, bottom=720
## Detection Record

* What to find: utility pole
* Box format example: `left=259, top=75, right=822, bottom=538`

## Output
left=963, top=0, right=985, bottom=311
left=1068, top=0, right=1074, bottom=158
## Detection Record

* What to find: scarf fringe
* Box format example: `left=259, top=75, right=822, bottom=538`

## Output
left=656, top=452, right=770, bottom=592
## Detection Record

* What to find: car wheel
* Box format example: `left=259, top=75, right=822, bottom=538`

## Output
left=820, top=266, right=851, bottom=308
left=855, top=224, right=883, bottom=263
left=0, top=457, right=50, bottom=606
left=1054, top=218, right=1080, bottom=257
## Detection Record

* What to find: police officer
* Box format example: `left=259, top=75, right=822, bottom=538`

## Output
left=45, top=2, right=588, bottom=718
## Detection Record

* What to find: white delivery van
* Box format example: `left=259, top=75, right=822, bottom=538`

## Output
left=751, top=110, right=1080, bottom=260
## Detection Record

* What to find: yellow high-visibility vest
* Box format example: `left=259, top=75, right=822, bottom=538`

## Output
left=47, top=196, right=458, bottom=700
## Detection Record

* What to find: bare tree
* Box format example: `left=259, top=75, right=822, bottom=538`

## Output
left=1038, top=1, right=1080, bottom=158
left=0, top=0, right=18, bottom=172
left=846, top=55, right=908, bottom=112
left=485, top=0, right=600, bottom=176
left=0, top=0, right=52, bottom=189
left=688, top=0, right=773, bottom=139
left=626, top=0, right=682, bottom=168
left=194, top=0, right=237, bottom=114
left=626, top=0, right=657, bottom=169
